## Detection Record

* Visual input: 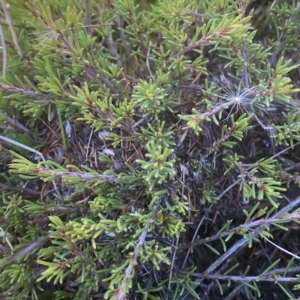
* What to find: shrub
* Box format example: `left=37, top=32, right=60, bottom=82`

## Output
left=1, top=0, right=300, bottom=299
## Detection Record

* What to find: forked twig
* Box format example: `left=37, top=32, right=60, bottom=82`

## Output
left=202, top=195, right=300, bottom=277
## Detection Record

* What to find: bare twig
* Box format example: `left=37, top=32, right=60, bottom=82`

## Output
left=146, top=41, right=153, bottom=79
left=182, top=208, right=300, bottom=249
left=0, top=24, right=7, bottom=77
left=84, top=0, right=92, bottom=35
left=263, top=236, right=300, bottom=260
left=201, top=195, right=300, bottom=277
left=0, top=83, right=52, bottom=99
left=169, top=237, right=179, bottom=289
left=187, top=271, right=299, bottom=283
left=181, top=215, right=206, bottom=269
left=107, top=33, right=122, bottom=67
left=0, top=182, right=40, bottom=196
left=241, top=44, right=249, bottom=89
left=0, top=135, right=45, bottom=161
left=0, top=112, right=30, bottom=133
left=0, top=0, right=23, bottom=57
left=115, top=16, right=133, bottom=67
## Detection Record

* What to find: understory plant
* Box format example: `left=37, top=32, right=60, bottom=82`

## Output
left=1, top=0, right=300, bottom=299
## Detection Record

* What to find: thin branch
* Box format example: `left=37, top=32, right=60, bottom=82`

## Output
left=84, top=0, right=92, bottom=35
left=0, top=24, right=7, bottom=77
left=0, top=182, right=40, bottom=196
left=217, top=180, right=241, bottom=200
left=0, top=0, right=22, bottom=57
left=263, top=236, right=300, bottom=260
left=0, top=83, right=53, bottom=99
left=116, top=204, right=160, bottom=300
left=107, top=33, right=122, bottom=67
left=181, top=215, right=206, bottom=269
left=115, top=16, right=133, bottom=67
left=201, top=195, right=300, bottom=278
left=146, top=41, right=153, bottom=79
left=0, top=112, right=30, bottom=133
left=0, top=135, right=46, bottom=161
left=169, top=237, right=179, bottom=289
left=241, top=44, right=249, bottom=89
left=0, top=135, right=63, bottom=200
left=182, top=209, right=300, bottom=249
left=1, top=238, right=49, bottom=267
left=187, top=271, right=299, bottom=283
left=0, top=227, right=13, bottom=250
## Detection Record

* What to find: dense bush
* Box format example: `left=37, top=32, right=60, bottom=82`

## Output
left=1, top=0, right=300, bottom=299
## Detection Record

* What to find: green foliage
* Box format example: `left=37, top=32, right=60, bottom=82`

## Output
left=136, top=141, right=176, bottom=190
left=132, top=79, right=174, bottom=118
left=1, top=0, right=300, bottom=299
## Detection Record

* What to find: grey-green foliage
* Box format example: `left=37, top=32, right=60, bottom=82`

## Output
left=1, top=0, right=300, bottom=299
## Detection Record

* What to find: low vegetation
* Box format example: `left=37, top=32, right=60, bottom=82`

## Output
left=1, top=0, right=300, bottom=299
